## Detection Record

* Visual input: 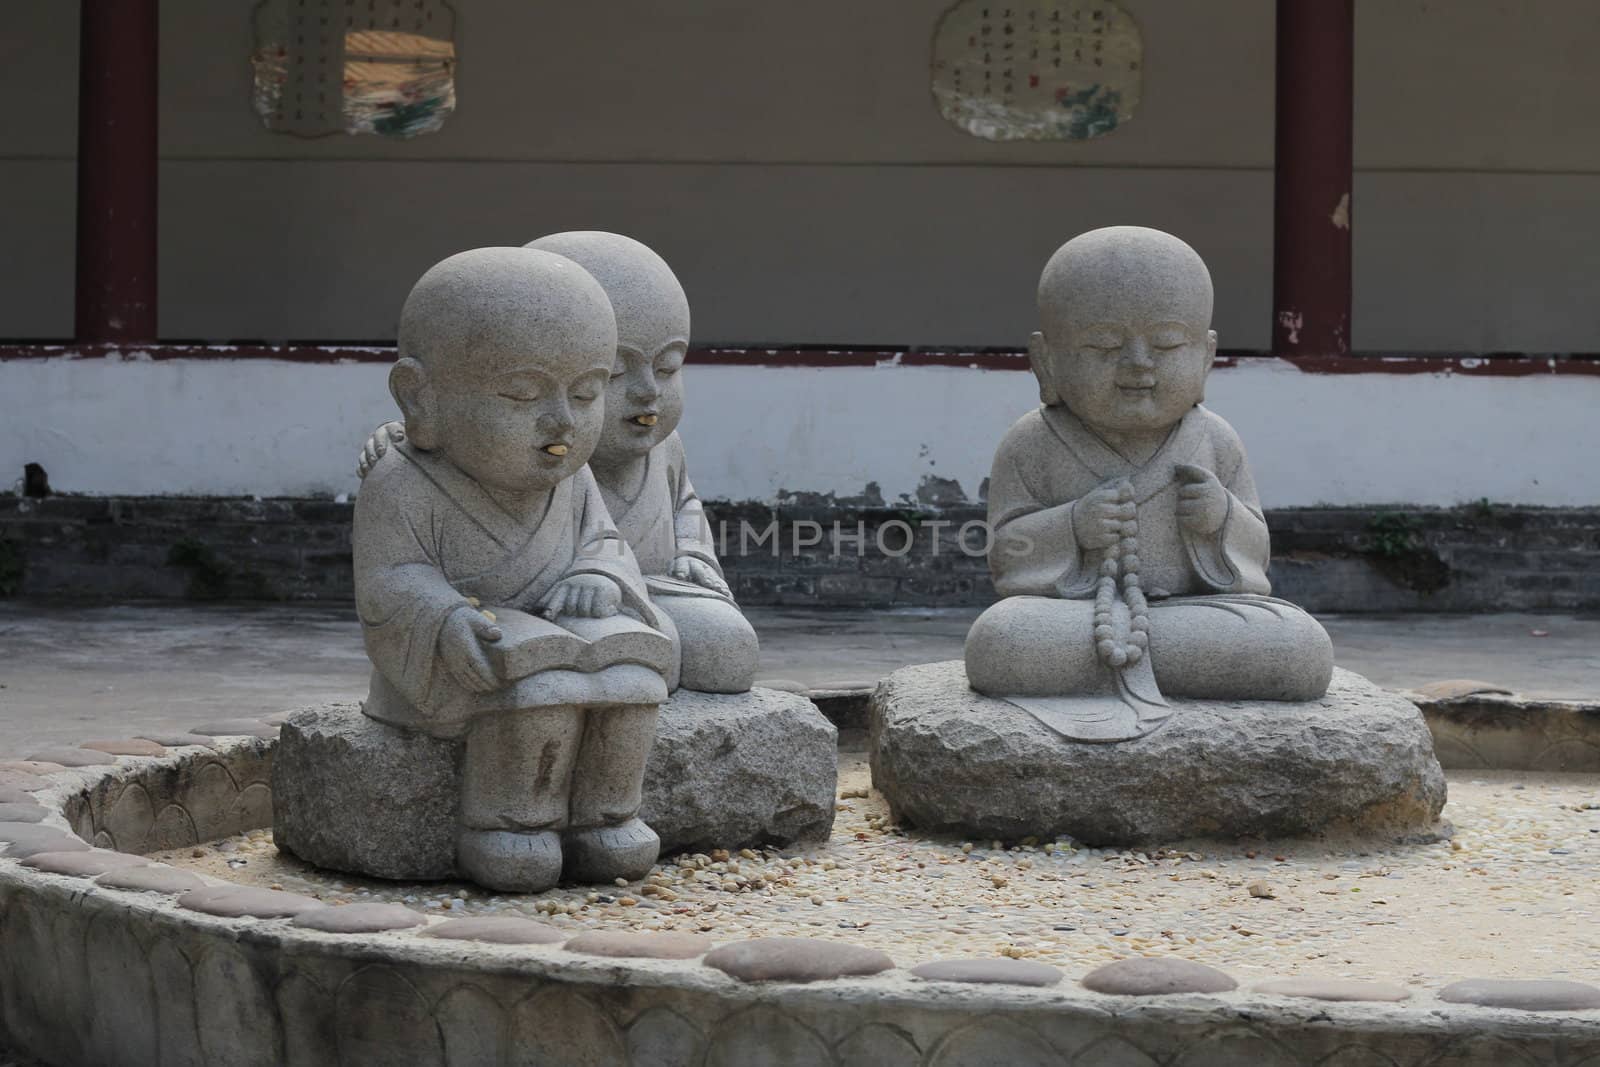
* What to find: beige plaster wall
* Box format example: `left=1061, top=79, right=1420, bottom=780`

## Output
left=2, top=0, right=1597, bottom=349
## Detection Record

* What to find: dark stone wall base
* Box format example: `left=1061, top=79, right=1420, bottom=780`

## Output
left=2, top=495, right=1596, bottom=613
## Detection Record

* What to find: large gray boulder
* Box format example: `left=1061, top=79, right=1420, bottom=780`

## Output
left=274, top=687, right=836, bottom=881
left=641, top=686, right=837, bottom=855
left=870, top=663, right=1446, bottom=846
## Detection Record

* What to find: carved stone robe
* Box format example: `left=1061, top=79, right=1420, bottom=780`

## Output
left=988, top=403, right=1272, bottom=601
left=600, top=431, right=733, bottom=604
left=979, top=403, right=1284, bottom=741
left=354, top=441, right=659, bottom=737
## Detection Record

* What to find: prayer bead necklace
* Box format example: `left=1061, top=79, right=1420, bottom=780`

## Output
left=1092, top=524, right=1149, bottom=669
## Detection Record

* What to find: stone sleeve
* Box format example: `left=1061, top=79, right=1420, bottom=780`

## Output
left=666, top=433, right=723, bottom=573
left=351, top=465, right=474, bottom=712
left=1184, top=443, right=1272, bottom=595
left=986, top=421, right=1092, bottom=599
left=563, top=466, right=666, bottom=631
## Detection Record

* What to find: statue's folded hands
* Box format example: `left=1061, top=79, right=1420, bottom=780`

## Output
left=1174, top=463, right=1230, bottom=536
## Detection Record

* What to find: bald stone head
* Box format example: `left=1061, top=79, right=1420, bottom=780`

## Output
left=391, top=246, right=616, bottom=494
left=524, top=232, right=690, bottom=467
left=1029, top=226, right=1218, bottom=435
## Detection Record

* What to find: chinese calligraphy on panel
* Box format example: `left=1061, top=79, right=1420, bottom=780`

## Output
left=932, top=0, right=1142, bottom=142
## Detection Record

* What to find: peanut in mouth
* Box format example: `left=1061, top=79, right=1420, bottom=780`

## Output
left=542, top=443, right=570, bottom=457
left=629, top=413, right=659, bottom=427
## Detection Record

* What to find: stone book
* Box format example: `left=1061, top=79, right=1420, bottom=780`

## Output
left=486, top=607, right=674, bottom=680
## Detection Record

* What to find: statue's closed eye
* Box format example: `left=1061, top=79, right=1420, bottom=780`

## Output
left=1149, top=323, right=1193, bottom=350
left=653, top=345, right=686, bottom=377
left=1078, top=332, right=1123, bottom=351
left=493, top=371, right=552, bottom=401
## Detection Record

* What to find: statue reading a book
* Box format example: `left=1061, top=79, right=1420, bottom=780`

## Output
left=353, top=247, right=672, bottom=892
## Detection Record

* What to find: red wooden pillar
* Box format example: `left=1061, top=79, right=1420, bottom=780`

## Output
left=1272, top=0, right=1353, bottom=358
left=75, top=0, right=159, bottom=344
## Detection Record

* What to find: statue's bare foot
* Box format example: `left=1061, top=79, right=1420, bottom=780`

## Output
left=457, top=829, right=563, bottom=893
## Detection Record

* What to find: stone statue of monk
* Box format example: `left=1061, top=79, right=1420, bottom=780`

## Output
left=355, top=247, right=671, bottom=892
left=964, top=226, right=1334, bottom=742
left=523, top=231, right=759, bottom=694
left=360, top=233, right=759, bottom=694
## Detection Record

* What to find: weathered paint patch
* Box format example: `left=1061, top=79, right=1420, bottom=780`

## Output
left=1277, top=310, right=1304, bottom=346
left=1331, top=192, right=1351, bottom=230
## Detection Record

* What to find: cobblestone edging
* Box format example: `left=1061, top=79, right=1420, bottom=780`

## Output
left=4, top=495, right=1598, bottom=612
left=1, top=732, right=1599, bottom=1065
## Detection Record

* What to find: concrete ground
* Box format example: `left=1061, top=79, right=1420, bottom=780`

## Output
left=0, top=600, right=1596, bottom=756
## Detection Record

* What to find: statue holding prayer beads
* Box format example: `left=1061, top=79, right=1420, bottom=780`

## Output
left=964, top=226, right=1334, bottom=742
left=867, top=225, right=1438, bottom=845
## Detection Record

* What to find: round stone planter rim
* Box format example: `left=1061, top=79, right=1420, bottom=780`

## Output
left=2, top=724, right=1599, bottom=1067
left=12, top=863, right=1586, bottom=1021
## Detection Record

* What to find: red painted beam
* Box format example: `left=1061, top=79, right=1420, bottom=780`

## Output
left=3, top=343, right=1600, bottom=377
left=75, top=0, right=159, bottom=343
left=1273, top=0, right=1353, bottom=359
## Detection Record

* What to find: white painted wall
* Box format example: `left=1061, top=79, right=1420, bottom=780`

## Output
left=2, top=358, right=1594, bottom=507
left=3, top=1, right=1599, bottom=350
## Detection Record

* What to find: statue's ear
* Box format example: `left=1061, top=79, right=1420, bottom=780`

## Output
left=1027, top=331, right=1061, bottom=406
left=1198, top=329, right=1219, bottom=403
left=389, top=357, right=438, bottom=450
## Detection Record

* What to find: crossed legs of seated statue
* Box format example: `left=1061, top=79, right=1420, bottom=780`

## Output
left=459, top=702, right=661, bottom=891
left=651, top=592, right=760, bottom=694
left=965, top=594, right=1334, bottom=704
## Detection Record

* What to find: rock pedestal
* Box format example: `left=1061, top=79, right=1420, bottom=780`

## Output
left=639, top=686, right=837, bottom=854
left=271, top=703, right=461, bottom=880
left=869, top=663, right=1446, bottom=846
left=274, top=687, right=837, bottom=881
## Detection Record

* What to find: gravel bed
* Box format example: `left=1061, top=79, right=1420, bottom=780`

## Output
left=153, top=759, right=1600, bottom=985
